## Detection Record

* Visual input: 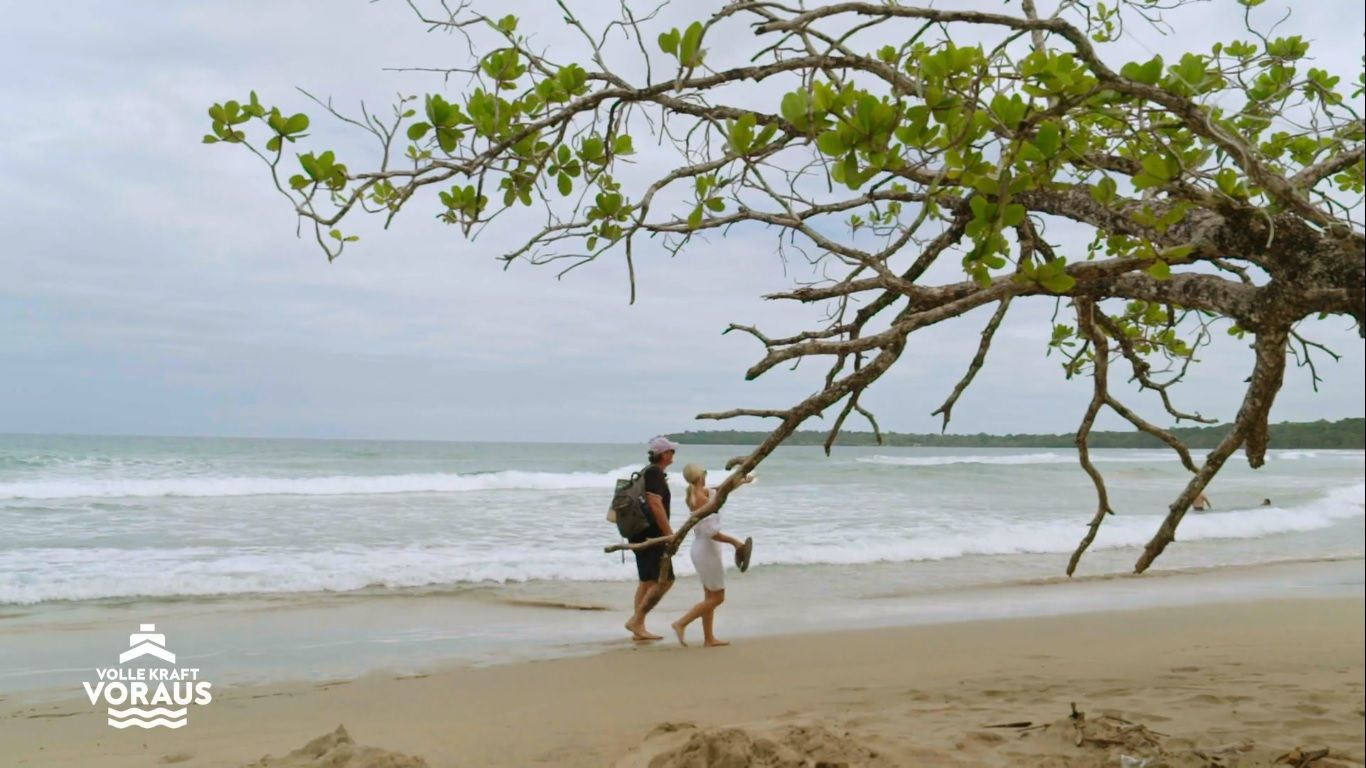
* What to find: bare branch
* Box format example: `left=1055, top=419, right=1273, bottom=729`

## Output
left=932, top=297, right=1012, bottom=432
left=1067, top=299, right=1115, bottom=577
left=1134, top=327, right=1290, bottom=572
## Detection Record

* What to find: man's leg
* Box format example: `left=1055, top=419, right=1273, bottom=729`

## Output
left=639, top=576, right=673, bottom=616
left=627, top=579, right=664, bottom=640
left=627, top=575, right=673, bottom=640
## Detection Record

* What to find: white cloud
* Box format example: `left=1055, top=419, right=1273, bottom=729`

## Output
left=0, top=1, right=1360, bottom=441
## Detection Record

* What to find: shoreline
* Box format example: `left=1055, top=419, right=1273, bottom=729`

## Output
left=3, top=594, right=1362, bottom=767
left=3, top=556, right=1362, bottom=697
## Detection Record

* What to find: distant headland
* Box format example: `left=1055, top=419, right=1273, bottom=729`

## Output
left=670, top=418, right=1364, bottom=450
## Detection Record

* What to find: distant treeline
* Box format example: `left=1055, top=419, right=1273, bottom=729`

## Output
left=669, top=418, right=1364, bottom=450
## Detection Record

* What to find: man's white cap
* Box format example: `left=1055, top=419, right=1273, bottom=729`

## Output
left=648, top=436, right=680, bottom=454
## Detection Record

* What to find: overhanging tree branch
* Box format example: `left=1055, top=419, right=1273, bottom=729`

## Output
left=204, top=0, right=1364, bottom=575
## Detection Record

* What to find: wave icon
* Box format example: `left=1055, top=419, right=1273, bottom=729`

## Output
left=107, top=707, right=187, bottom=729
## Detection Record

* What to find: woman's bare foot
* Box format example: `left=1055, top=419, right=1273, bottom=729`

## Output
left=671, top=621, right=688, bottom=647
left=703, top=638, right=730, bottom=647
left=625, top=619, right=662, bottom=641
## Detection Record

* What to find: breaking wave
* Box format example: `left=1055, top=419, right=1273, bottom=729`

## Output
left=0, top=467, right=637, bottom=500
left=3, top=483, right=1358, bottom=605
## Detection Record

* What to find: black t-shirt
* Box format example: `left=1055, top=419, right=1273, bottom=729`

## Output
left=641, top=464, right=671, bottom=535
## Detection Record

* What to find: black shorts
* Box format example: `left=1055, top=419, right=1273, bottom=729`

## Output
left=631, top=541, right=673, bottom=582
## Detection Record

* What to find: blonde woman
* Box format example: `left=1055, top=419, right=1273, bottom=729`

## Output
left=671, top=464, right=752, bottom=647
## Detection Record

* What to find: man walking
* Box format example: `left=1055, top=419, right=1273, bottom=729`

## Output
left=625, top=436, right=678, bottom=641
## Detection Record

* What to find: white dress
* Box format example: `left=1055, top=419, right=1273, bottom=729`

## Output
left=689, top=490, right=726, bottom=590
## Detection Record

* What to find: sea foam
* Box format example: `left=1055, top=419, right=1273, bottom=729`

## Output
left=0, top=466, right=638, bottom=500
left=1, top=483, right=1359, bottom=605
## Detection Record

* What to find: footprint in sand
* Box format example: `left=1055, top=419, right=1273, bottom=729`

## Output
left=159, top=753, right=193, bottom=765
left=1183, top=693, right=1225, bottom=705
left=955, top=731, right=1008, bottom=749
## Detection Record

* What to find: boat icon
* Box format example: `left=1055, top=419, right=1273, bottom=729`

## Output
left=119, top=623, right=176, bottom=665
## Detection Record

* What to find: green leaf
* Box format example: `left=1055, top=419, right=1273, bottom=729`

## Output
left=968, top=195, right=991, bottom=222
left=580, top=136, right=605, bottom=164
left=612, top=135, right=634, bottom=155
left=687, top=205, right=703, bottom=230
left=728, top=113, right=755, bottom=155
left=1001, top=203, right=1026, bottom=227
left=754, top=122, right=778, bottom=149
left=989, top=93, right=1028, bottom=129
left=704, top=197, right=725, bottom=212
left=1215, top=167, right=1244, bottom=197
left=1161, top=244, right=1195, bottom=261
left=407, top=122, right=431, bottom=141
left=1039, top=271, right=1076, bottom=293
left=436, top=127, right=460, bottom=154
left=1091, top=176, right=1117, bottom=204
left=284, top=113, right=310, bottom=134
left=679, top=21, right=705, bottom=67
left=781, top=91, right=812, bottom=131
left=596, top=192, right=622, bottom=215
left=1147, top=260, right=1172, bottom=280
left=202, top=135, right=219, bottom=144
left=816, top=131, right=847, bottom=156
left=657, top=29, right=679, bottom=55
left=1120, top=55, right=1165, bottom=85
left=1140, top=153, right=1180, bottom=182
left=557, top=172, right=572, bottom=197
left=496, top=14, right=518, bottom=33
left=1032, top=122, right=1061, bottom=159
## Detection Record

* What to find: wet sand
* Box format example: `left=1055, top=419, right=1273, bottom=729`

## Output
left=3, top=595, right=1362, bottom=767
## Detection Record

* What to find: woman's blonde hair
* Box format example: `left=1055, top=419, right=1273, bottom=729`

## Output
left=681, top=463, right=706, bottom=485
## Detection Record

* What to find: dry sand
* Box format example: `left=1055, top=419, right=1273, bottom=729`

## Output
left=3, top=597, right=1362, bottom=767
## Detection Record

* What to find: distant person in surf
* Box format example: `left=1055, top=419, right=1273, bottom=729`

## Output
left=624, top=436, right=679, bottom=642
left=1193, top=491, right=1212, bottom=511
left=671, top=464, right=753, bottom=648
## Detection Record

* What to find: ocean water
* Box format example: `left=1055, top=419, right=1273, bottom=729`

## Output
left=1, top=434, right=1362, bottom=606
left=0, top=434, right=1362, bottom=692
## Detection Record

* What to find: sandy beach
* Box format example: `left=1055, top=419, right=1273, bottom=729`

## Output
left=4, top=594, right=1362, bottom=767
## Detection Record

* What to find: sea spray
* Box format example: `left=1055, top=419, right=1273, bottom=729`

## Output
left=0, top=465, right=640, bottom=500
left=2, top=436, right=1360, bottom=607
left=2, top=482, right=1359, bottom=604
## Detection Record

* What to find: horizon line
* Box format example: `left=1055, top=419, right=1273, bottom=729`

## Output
left=1, top=415, right=1362, bottom=446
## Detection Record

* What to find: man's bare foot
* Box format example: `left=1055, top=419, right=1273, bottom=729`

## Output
left=671, top=621, right=688, bottom=647
left=625, top=619, right=661, bottom=641
left=703, top=638, right=730, bottom=647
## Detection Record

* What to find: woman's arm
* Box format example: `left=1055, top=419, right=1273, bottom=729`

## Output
left=707, top=475, right=752, bottom=494
left=711, top=532, right=744, bottom=547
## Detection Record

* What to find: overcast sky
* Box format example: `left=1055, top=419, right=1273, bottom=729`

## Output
left=1, top=1, right=1361, bottom=443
